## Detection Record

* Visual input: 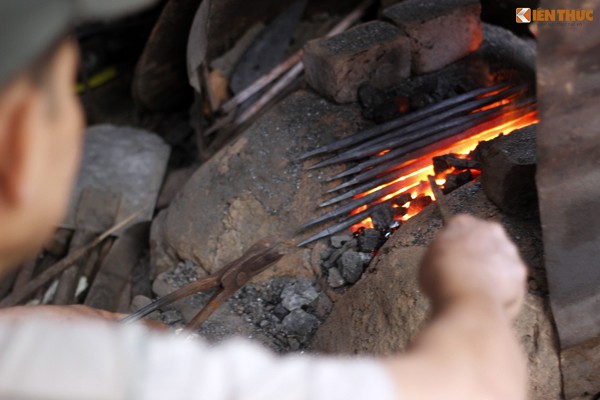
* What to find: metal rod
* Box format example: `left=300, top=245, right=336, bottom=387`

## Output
left=329, top=100, right=536, bottom=184
left=339, top=105, right=536, bottom=189
left=320, top=169, right=406, bottom=207
left=338, top=85, right=524, bottom=156
left=297, top=203, right=388, bottom=247
left=303, top=177, right=415, bottom=229
left=309, top=86, right=526, bottom=169
left=298, top=83, right=510, bottom=160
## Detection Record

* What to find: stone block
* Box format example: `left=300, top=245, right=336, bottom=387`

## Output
left=480, top=125, right=537, bottom=216
left=63, top=124, right=170, bottom=232
left=383, top=0, right=483, bottom=74
left=303, top=21, right=411, bottom=103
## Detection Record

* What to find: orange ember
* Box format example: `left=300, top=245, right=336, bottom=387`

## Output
left=350, top=109, right=539, bottom=232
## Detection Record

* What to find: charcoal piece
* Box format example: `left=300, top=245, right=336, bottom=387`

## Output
left=358, top=84, right=389, bottom=112
left=337, top=251, right=369, bottom=284
left=479, top=125, right=537, bottom=216
left=433, top=154, right=459, bottom=174
left=434, top=154, right=481, bottom=174
left=330, top=233, right=353, bottom=249
left=327, top=268, right=346, bottom=288
left=281, top=309, right=320, bottom=338
left=373, top=101, right=405, bottom=124
left=408, top=196, right=433, bottom=214
left=273, top=303, right=290, bottom=320
left=371, top=203, right=396, bottom=231
left=357, top=229, right=385, bottom=253
left=392, top=193, right=413, bottom=208
left=410, top=92, right=435, bottom=110
left=443, top=170, right=473, bottom=194
left=383, top=0, right=483, bottom=74
left=448, top=157, right=481, bottom=171
left=358, top=84, right=407, bottom=123
left=280, top=280, right=319, bottom=312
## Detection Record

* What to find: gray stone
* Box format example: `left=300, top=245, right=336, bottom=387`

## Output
left=327, top=268, right=346, bottom=288
left=273, top=303, right=290, bottom=320
left=63, top=125, right=170, bottom=232
left=303, top=21, right=411, bottom=103
left=330, top=233, right=353, bottom=249
left=150, top=90, right=363, bottom=278
left=383, top=0, right=483, bottom=74
left=282, top=309, right=320, bottom=337
left=357, top=229, right=384, bottom=253
left=280, top=279, right=319, bottom=312
left=480, top=125, right=537, bottom=216
left=337, top=251, right=368, bottom=284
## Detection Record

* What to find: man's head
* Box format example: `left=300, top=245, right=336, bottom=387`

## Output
left=0, top=0, right=155, bottom=270
left=0, top=39, right=83, bottom=267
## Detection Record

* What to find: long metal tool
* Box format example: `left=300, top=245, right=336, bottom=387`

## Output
left=329, top=100, right=536, bottom=185
left=309, top=85, right=526, bottom=169
left=298, top=83, right=510, bottom=160
left=122, top=239, right=282, bottom=331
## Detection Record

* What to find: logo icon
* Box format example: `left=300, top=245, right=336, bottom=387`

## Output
left=516, top=8, right=532, bottom=23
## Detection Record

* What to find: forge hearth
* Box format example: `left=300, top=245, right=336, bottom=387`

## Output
left=146, top=12, right=541, bottom=352
left=151, top=22, right=536, bottom=275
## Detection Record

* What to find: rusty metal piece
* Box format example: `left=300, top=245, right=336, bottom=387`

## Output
left=121, top=239, right=282, bottom=330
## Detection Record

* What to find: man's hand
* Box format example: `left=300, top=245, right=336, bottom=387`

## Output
left=0, top=304, right=124, bottom=323
left=385, top=215, right=528, bottom=400
left=420, top=214, right=527, bottom=319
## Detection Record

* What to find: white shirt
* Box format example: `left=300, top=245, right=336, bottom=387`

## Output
left=0, top=319, right=396, bottom=400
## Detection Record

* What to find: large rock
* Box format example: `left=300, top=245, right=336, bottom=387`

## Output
left=63, top=125, right=170, bottom=231
left=312, top=181, right=561, bottom=400
left=150, top=90, right=364, bottom=278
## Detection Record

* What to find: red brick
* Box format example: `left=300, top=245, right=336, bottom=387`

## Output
left=303, top=21, right=411, bottom=103
left=383, top=0, right=483, bottom=74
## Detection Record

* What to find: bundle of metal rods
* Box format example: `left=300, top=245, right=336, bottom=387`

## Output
left=297, top=83, right=536, bottom=247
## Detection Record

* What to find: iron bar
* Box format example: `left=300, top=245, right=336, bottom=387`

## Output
left=297, top=203, right=389, bottom=247
left=298, top=83, right=510, bottom=160
left=309, top=85, right=526, bottom=169
left=329, top=99, right=536, bottom=185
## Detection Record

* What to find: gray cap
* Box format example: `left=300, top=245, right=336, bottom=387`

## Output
left=0, top=0, right=157, bottom=87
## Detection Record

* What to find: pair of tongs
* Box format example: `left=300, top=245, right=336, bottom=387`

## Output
left=121, top=239, right=282, bottom=330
